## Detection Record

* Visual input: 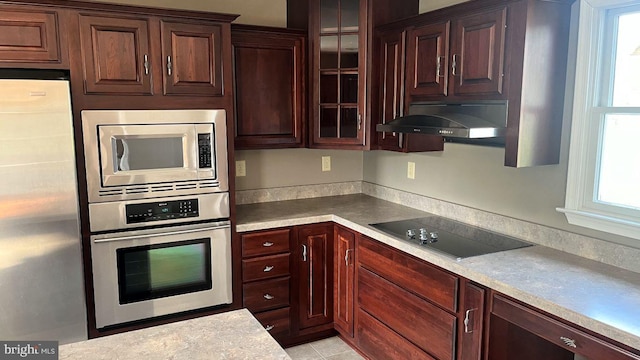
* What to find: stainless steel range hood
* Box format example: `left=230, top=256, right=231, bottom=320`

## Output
left=377, top=101, right=508, bottom=139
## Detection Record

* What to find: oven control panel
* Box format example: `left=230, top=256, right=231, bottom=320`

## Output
left=125, top=199, right=199, bottom=224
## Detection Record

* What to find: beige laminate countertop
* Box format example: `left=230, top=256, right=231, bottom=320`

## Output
left=59, top=309, right=290, bottom=360
left=236, top=194, right=640, bottom=351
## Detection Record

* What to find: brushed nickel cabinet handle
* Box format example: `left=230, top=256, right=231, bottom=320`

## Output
left=263, top=294, right=274, bottom=300
left=464, top=309, right=474, bottom=333
left=167, top=55, right=173, bottom=76
left=344, top=249, right=353, bottom=266
left=436, top=55, right=445, bottom=78
left=560, top=336, right=577, bottom=348
left=452, top=54, right=459, bottom=76
left=265, top=325, right=275, bottom=331
left=302, top=244, right=307, bottom=262
left=143, top=54, right=150, bottom=75
left=263, top=242, right=274, bottom=247
left=263, top=265, right=274, bottom=272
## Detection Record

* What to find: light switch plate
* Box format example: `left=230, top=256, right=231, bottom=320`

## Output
left=322, top=156, right=331, bottom=172
left=236, top=160, right=246, bottom=177
left=407, top=162, right=415, bottom=179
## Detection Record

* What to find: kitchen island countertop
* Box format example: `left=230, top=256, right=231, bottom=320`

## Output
left=237, top=194, right=640, bottom=351
left=59, top=309, right=290, bottom=360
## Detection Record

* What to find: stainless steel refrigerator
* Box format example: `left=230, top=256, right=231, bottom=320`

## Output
left=0, top=77, right=87, bottom=343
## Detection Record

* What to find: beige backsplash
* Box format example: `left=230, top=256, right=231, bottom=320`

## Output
left=237, top=181, right=640, bottom=274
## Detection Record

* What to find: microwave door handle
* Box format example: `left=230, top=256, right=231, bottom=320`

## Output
left=93, top=225, right=229, bottom=243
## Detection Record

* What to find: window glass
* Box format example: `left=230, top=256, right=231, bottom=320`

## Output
left=611, top=11, right=640, bottom=106
left=596, top=114, right=640, bottom=209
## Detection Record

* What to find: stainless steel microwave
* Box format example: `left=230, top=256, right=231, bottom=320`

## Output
left=81, top=109, right=229, bottom=203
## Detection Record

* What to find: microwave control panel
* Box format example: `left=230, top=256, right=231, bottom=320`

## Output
left=125, top=199, right=199, bottom=224
left=198, top=133, right=212, bottom=169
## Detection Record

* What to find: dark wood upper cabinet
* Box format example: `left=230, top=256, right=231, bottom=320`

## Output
left=334, top=225, right=355, bottom=338
left=0, top=6, right=68, bottom=68
left=289, top=0, right=419, bottom=150
left=295, top=223, right=334, bottom=331
left=450, top=7, right=506, bottom=96
left=376, top=0, right=573, bottom=167
left=406, top=22, right=450, bottom=97
left=232, top=25, right=306, bottom=149
left=375, top=27, right=444, bottom=153
left=161, top=21, right=223, bottom=96
left=405, top=7, right=506, bottom=99
left=79, top=14, right=152, bottom=95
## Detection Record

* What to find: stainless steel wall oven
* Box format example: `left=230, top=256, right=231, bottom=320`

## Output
left=81, top=110, right=232, bottom=330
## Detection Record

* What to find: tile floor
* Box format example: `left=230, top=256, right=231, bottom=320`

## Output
left=285, top=336, right=364, bottom=360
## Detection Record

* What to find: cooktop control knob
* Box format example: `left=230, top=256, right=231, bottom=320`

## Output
left=429, top=231, right=439, bottom=243
left=406, top=229, right=416, bottom=239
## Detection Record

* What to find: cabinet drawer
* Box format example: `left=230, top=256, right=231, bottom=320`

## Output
left=358, top=236, right=458, bottom=312
left=358, top=267, right=456, bottom=360
left=357, top=308, right=436, bottom=360
left=242, top=229, right=290, bottom=257
left=253, top=307, right=291, bottom=339
left=242, top=253, right=290, bottom=282
left=243, top=277, right=290, bottom=312
left=492, top=294, right=640, bottom=360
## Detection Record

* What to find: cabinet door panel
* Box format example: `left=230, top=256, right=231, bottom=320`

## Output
left=406, top=22, right=449, bottom=97
left=334, top=226, right=355, bottom=337
left=161, top=21, right=223, bottom=96
left=297, top=223, right=334, bottom=330
left=450, top=7, right=506, bottom=96
left=459, top=282, right=485, bottom=360
left=233, top=29, right=304, bottom=149
left=79, top=15, right=151, bottom=95
left=0, top=9, right=61, bottom=64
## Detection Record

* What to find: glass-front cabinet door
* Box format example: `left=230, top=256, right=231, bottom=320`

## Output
left=312, top=0, right=365, bottom=147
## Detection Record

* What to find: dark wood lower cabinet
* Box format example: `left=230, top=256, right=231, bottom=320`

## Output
left=488, top=293, right=640, bottom=360
left=357, top=308, right=436, bottom=360
left=334, top=225, right=355, bottom=338
left=294, top=223, right=334, bottom=332
left=239, top=224, right=640, bottom=359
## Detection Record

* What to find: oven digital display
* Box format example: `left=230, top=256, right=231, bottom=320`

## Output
left=125, top=199, right=199, bottom=224
left=116, top=238, right=212, bottom=304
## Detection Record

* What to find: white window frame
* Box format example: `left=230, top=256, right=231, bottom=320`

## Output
left=558, top=0, right=640, bottom=240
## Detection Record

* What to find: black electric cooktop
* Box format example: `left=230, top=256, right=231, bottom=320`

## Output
left=370, top=216, right=532, bottom=260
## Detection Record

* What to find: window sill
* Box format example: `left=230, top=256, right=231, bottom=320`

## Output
left=556, top=207, right=640, bottom=240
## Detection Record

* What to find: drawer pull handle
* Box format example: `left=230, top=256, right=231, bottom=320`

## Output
left=302, top=244, right=307, bottom=262
left=464, top=309, right=475, bottom=333
left=263, top=265, right=274, bottom=272
left=263, top=242, right=274, bottom=247
left=560, top=336, right=577, bottom=348
left=265, top=325, right=275, bottom=331
left=263, top=294, right=274, bottom=300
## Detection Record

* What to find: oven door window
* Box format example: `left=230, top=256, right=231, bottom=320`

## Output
left=116, top=238, right=212, bottom=304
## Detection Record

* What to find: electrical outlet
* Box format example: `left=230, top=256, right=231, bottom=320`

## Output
left=407, top=162, right=415, bottom=179
left=322, top=156, right=331, bottom=172
left=236, top=160, right=246, bottom=177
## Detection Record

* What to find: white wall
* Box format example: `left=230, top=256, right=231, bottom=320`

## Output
left=81, top=0, right=287, bottom=27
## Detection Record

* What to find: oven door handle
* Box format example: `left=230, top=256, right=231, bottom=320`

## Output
left=93, top=225, right=229, bottom=243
